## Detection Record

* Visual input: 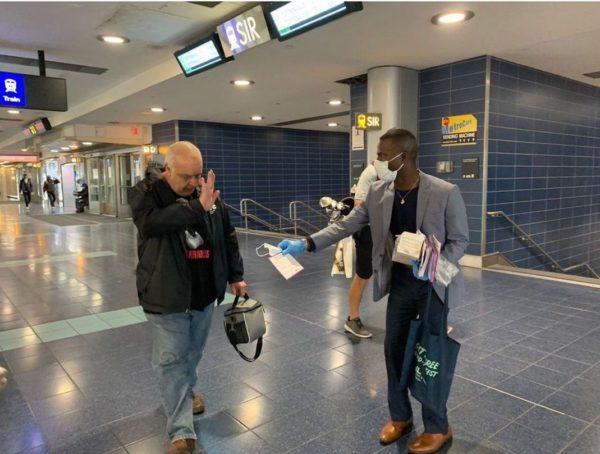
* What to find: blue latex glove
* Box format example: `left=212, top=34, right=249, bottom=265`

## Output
left=411, top=260, right=429, bottom=281
left=278, top=239, right=305, bottom=256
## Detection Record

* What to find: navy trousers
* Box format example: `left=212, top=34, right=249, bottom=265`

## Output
left=384, top=266, right=450, bottom=433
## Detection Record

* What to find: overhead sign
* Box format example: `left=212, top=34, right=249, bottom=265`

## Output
left=355, top=113, right=382, bottom=130
left=22, top=117, right=52, bottom=138
left=441, top=114, right=478, bottom=146
left=217, top=5, right=271, bottom=57
left=265, top=1, right=363, bottom=42
left=1, top=72, right=26, bottom=108
left=174, top=34, right=230, bottom=78
left=0, top=71, right=67, bottom=111
left=0, top=154, right=38, bottom=163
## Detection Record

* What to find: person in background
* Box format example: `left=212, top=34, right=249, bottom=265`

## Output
left=43, top=175, right=60, bottom=208
left=130, top=141, right=246, bottom=454
left=278, top=128, right=469, bottom=454
left=19, top=173, right=33, bottom=209
left=75, top=179, right=89, bottom=213
left=345, top=163, right=377, bottom=338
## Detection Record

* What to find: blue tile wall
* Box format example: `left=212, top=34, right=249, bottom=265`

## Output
left=176, top=120, right=349, bottom=231
left=418, top=56, right=487, bottom=255
left=350, top=82, right=368, bottom=189
left=152, top=120, right=177, bottom=146
left=486, top=57, right=600, bottom=275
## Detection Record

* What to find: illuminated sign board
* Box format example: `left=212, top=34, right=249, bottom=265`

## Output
left=217, top=5, right=272, bottom=57
left=22, top=117, right=52, bottom=138
left=0, top=71, right=67, bottom=111
left=265, top=1, right=363, bottom=41
left=355, top=113, right=382, bottom=130
left=174, top=34, right=231, bottom=77
left=0, top=72, right=26, bottom=108
left=0, top=155, right=38, bottom=163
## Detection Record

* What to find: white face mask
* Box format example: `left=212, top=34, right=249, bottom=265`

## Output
left=374, top=153, right=404, bottom=183
left=256, top=243, right=282, bottom=257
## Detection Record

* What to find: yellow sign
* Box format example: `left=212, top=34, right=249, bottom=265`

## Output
left=441, top=114, right=477, bottom=146
left=355, top=113, right=382, bottom=130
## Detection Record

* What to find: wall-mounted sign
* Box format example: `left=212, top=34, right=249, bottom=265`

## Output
left=355, top=113, right=382, bottom=130
left=217, top=5, right=271, bottom=57
left=0, top=72, right=26, bottom=108
left=0, top=154, right=38, bottom=163
left=0, top=71, right=67, bottom=111
left=22, top=117, right=52, bottom=138
left=351, top=126, right=365, bottom=150
left=462, top=157, right=480, bottom=179
left=441, top=114, right=477, bottom=146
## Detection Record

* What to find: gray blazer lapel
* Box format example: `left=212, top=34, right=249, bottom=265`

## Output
left=416, top=171, right=432, bottom=230
left=381, top=182, right=395, bottom=240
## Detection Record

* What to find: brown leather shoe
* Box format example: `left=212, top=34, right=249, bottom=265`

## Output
left=408, top=427, right=453, bottom=454
left=379, top=418, right=413, bottom=444
left=167, top=438, right=195, bottom=454
left=192, top=392, right=205, bottom=415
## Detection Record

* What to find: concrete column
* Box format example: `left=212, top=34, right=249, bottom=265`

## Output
left=366, top=66, right=418, bottom=162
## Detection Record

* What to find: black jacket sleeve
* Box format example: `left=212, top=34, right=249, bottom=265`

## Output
left=219, top=199, right=244, bottom=283
left=130, top=181, right=208, bottom=238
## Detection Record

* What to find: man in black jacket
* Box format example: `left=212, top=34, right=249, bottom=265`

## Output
left=130, top=141, right=246, bottom=454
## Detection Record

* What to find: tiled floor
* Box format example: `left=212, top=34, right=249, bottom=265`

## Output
left=0, top=201, right=599, bottom=454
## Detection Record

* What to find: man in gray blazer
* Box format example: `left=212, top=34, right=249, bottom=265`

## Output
left=279, top=128, right=468, bottom=454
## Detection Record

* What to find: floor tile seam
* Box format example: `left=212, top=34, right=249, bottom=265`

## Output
left=454, top=373, right=591, bottom=424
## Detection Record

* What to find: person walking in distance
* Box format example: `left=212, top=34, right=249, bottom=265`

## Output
left=43, top=175, right=60, bottom=208
left=19, top=173, right=33, bottom=209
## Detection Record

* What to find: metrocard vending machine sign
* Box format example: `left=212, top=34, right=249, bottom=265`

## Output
left=441, top=114, right=478, bottom=146
left=0, top=72, right=26, bottom=108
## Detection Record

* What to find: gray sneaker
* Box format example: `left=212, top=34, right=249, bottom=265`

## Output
left=345, top=317, right=373, bottom=338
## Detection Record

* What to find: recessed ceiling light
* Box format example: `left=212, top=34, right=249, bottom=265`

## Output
left=50, top=149, right=58, bottom=153
left=61, top=147, right=70, bottom=151
left=327, top=99, right=343, bottom=106
left=69, top=144, right=79, bottom=150
left=250, top=115, right=263, bottom=121
left=21, top=148, right=27, bottom=152
left=150, top=107, right=165, bottom=113
left=231, top=80, right=254, bottom=87
left=97, top=34, right=130, bottom=44
left=328, top=122, right=339, bottom=127
left=82, top=142, right=93, bottom=146
left=431, top=10, right=474, bottom=25
left=7, top=109, right=20, bottom=115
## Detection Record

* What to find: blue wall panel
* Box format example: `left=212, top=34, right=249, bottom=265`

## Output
left=177, top=120, right=349, bottom=229
left=486, top=57, right=600, bottom=275
left=418, top=56, right=487, bottom=255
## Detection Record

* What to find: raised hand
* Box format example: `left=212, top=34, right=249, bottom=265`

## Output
left=198, top=169, right=220, bottom=211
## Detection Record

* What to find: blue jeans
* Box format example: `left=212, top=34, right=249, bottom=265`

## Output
left=146, top=304, right=215, bottom=442
left=385, top=266, right=449, bottom=434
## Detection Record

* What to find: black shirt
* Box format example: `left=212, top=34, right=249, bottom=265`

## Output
left=389, top=187, right=419, bottom=236
left=173, top=188, right=216, bottom=311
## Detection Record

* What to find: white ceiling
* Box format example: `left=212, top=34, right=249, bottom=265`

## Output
left=1, top=1, right=600, bottom=153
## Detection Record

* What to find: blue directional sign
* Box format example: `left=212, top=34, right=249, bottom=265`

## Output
left=0, top=72, right=26, bottom=108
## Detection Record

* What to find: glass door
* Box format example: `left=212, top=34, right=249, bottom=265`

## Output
left=87, top=157, right=100, bottom=214
left=102, top=156, right=116, bottom=215
left=117, top=154, right=132, bottom=218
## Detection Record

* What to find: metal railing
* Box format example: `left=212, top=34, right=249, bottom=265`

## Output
left=239, top=198, right=297, bottom=234
left=487, top=211, right=599, bottom=279
left=288, top=200, right=329, bottom=236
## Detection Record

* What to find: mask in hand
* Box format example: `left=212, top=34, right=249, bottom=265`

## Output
left=373, top=153, right=404, bottom=183
left=256, top=243, right=282, bottom=257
